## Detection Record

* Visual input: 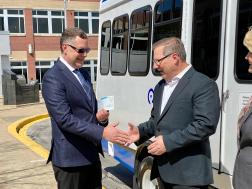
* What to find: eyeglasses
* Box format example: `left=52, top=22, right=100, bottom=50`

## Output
left=153, top=52, right=173, bottom=65
left=66, top=44, right=90, bottom=54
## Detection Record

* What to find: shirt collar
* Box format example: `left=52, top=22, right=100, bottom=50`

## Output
left=166, top=64, right=191, bottom=85
left=59, top=57, right=76, bottom=72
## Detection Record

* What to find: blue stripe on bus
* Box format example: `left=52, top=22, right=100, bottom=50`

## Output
left=101, top=139, right=135, bottom=173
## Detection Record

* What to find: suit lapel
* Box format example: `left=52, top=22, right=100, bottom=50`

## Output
left=155, top=80, right=165, bottom=116
left=157, top=68, right=194, bottom=123
left=56, top=61, right=93, bottom=110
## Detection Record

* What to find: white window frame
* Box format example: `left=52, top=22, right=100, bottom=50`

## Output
left=83, top=60, right=97, bottom=83
left=0, top=9, right=25, bottom=33
left=10, top=61, right=28, bottom=78
left=33, top=10, right=65, bottom=34
left=35, top=60, right=54, bottom=89
left=74, top=11, right=99, bottom=34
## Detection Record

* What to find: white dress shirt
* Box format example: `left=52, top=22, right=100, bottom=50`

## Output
left=59, top=57, right=82, bottom=85
left=160, top=64, right=191, bottom=114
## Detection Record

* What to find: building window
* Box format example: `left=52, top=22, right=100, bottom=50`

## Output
left=36, top=61, right=54, bottom=89
left=74, top=11, right=99, bottom=34
left=36, top=60, right=97, bottom=89
left=32, top=10, right=49, bottom=33
left=129, top=6, right=152, bottom=76
left=92, top=12, right=99, bottom=34
left=0, top=9, right=4, bottom=31
left=0, top=17, right=3, bottom=31
left=0, top=9, right=25, bottom=33
left=33, top=10, right=65, bottom=34
left=82, top=60, right=97, bottom=83
left=51, top=11, right=65, bottom=34
left=10, top=61, right=27, bottom=81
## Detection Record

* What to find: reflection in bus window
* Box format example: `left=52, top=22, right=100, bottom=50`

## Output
left=129, top=6, right=152, bottom=76
left=100, top=21, right=111, bottom=75
left=153, top=0, right=182, bottom=75
left=111, top=15, right=129, bottom=75
left=191, top=0, right=222, bottom=80
left=235, top=0, right=252, bottom=82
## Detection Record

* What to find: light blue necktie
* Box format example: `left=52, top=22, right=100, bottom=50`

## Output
left=73, top=69, right=92, bottom=100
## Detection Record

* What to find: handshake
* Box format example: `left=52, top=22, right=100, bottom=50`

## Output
left=97, top=108, right=139, bottom=145
left=102, top=122, right=139, bottom=146
left=97, top=109, right=167, bottom=155
left=102, top=122, right=166, bottom=156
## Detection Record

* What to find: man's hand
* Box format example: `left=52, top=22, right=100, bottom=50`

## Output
left=147, top=136, right=167, bottom=155
left=126, top=122, right=140, bottom=145
left=102, top=122, right=129, bottom=145
left=96, top=108, right=109, bottom=122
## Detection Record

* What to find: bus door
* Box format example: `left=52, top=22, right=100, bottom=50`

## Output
left=220, top=0, right=252, bottom=176
left=190, top=0, right=224, bottom=171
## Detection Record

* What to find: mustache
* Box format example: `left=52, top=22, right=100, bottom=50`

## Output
left=153, top=69, right=161, bottom=75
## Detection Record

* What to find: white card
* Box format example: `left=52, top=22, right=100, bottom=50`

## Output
left=98, top=96, right=114, bottom=111
left=108, top=141, right=114, bottom=157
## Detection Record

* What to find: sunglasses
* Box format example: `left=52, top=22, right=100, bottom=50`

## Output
left=66, top=44, right=90, bottom=54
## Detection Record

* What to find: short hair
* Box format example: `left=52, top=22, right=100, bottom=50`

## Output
left=60, top=27, right=87, bottom=52
left=153, top=37, right=186, bottom=61
left=243, top=26, right=252, bottom=53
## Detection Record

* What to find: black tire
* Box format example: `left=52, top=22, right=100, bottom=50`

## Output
left=138, top=156, right=162, bottom=189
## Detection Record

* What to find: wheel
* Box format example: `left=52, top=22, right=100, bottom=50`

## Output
left=138, top=156, right=162, bottom=189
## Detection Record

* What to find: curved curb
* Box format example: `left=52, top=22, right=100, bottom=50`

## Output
left=8, top=113, right=50, bottom=159
left=7, top=114, right=107, bottom=189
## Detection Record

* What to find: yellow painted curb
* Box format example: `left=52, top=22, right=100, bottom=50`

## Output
left=8, top=113, right=50, bottom=159
left=8, top=114, right=108, bottom=189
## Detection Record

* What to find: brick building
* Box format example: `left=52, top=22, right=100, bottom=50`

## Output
left=0, top=0, right=100, bottom=88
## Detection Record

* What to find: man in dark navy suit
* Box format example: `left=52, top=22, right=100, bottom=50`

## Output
left=42, top=27, right=129, bottom=189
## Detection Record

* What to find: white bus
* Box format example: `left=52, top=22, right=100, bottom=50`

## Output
left=96, top=0, right=252, bottom=188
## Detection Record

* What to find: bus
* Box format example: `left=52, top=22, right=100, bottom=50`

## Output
left=96, top=0, right=252, bottom=188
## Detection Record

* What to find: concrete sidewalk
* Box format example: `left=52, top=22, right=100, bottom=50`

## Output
left=0, top=103, right=56, bottom=189
left=0, top=102, right=132, bottom=189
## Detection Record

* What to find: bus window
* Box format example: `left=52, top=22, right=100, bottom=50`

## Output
left=191, top=0, right=222, bottom=80
left=235, top=0, right=252, bottom=82
left=129, top=6, right=152, bottom=76
left=100, top=21, right=111, bottom=75
left=152, top=0, right=182, bottom=75
left=111, top=15, right=129, bottom=75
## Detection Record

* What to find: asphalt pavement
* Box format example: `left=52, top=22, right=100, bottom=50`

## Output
left=0, top=102, right=132, bottom=189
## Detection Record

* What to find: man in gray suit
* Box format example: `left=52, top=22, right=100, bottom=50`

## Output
left=128, top=37, right=220, bottom=189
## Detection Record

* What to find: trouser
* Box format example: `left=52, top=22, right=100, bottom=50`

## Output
left=52, top=162, right=102, bottom=189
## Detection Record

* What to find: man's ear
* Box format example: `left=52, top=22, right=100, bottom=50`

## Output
left=172, top=53, right=180, bottom=65
left=62, top=44, right=67, bottom=51
left=61, top=44, right=68, bottom=55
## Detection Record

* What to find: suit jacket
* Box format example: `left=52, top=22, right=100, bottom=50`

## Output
left=138, top=67, right=220, bottom=186
left=233, top=104, right=252, bottom=189
left=42, top=59, right=105, bottom=167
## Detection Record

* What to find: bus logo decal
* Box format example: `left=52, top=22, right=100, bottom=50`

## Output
left=147, top=88, right=154, bottom=104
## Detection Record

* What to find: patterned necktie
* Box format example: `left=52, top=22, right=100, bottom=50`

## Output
left=73, top=69, right=92, bottom=100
